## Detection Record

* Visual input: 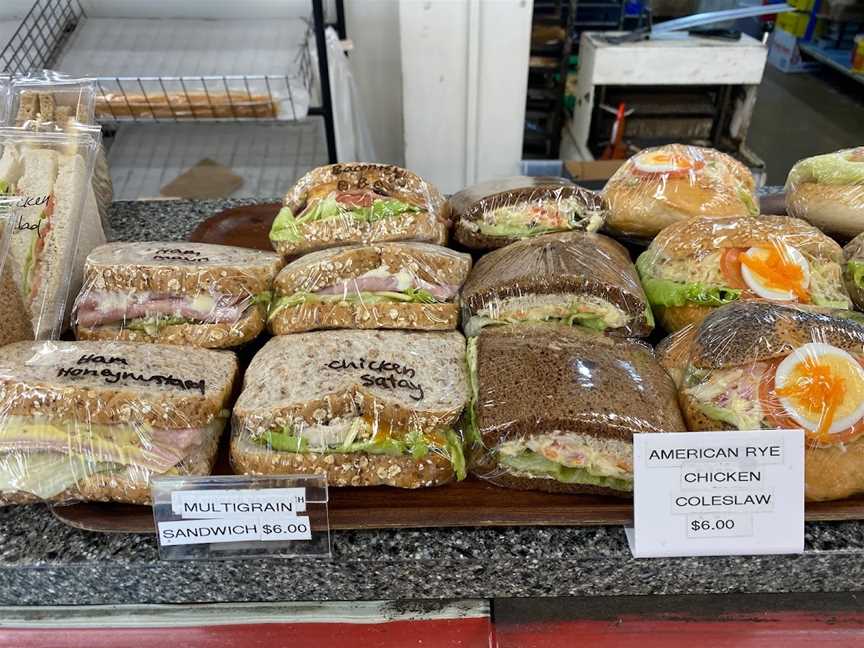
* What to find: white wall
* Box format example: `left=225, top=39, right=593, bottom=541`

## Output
left=400, top=0, right=532, bottom=193
left=344, top=0, right=404, bottom=165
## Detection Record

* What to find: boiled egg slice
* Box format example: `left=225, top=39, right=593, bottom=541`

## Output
left=633, top=150, right=701, bottom=174
left=775, top=342, right=864, bottom=436
left=740, top=243, right=810, bottom=302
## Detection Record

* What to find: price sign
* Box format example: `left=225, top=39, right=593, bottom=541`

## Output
left=152, top=475, right=330, bottom=560
left=626, top=430, right=804, bottom=558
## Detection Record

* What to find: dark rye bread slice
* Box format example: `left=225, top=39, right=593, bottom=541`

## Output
left=450, top=177, right=604, bottom=250
left=474, top=325, right=685, bottom=446
left=233, top=330, right=468, bottom=435
left=77, top=304, right=267, bottom=349
left=689, top=301, right=864, bottom=370
left=0, top=341, right=238, bottom=427
left=273, top=242, right=472, bottom=295
left=84, top=242, right=284, bottom=295
left=461, top=231, right=652, bottom=337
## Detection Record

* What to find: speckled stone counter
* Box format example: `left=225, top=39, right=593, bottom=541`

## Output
left=1, top=196, right=862, bottom=606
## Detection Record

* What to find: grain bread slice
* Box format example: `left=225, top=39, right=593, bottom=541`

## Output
left=269, top=301, right=458, bottom=335
left=461, top=231, right=652, bottom=337
left=0, top=341, right=238, bottom=427
left=83, top=242, right=284, bottom=295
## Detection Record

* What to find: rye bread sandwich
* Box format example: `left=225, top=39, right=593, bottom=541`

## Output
left=637, top=215, right=851, bottom=332
left=268, top=242, right=472, bottom=334
left=461, top=231, right=653, bottom=337
left=450, top=176, right=605, bottom=251
left=73, top=242, right=284, bottom=349
left=679, top=301, right=864, bottom=502
left=270, top=163, right=449, bottom=256
left=466, top=324, right=685, bottom=495
left=232, top=330, right=469, bottom=488
left=603, top=144, right=758, bottom=239
left=0, top=340, right=238, bottom=505
left=786, top=147, right=864, bottom=239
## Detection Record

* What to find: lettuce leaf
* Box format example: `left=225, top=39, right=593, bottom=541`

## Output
left=849, top=260, right=864, bottom=289
left=640, top=276, right=741, bottom=308
left=268, top=289, right=440, bottom=321
left=499, top=451, right=632, bottom=491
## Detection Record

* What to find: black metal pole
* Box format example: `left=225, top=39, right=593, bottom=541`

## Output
left=313, top=0, right=338, bottom=163
left=335, top=0, right=347, bottom=39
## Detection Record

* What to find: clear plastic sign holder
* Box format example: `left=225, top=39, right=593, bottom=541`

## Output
left=152, top=474, right=330, bottom=561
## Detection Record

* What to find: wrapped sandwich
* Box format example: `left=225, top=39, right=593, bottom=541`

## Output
left=637, top=215, right=851, bottom=332
left=232, top=330, right=468, bottom=488
left=73, top=242, right=283, bottom=348
left=786, top=147, right=864, bottom=238
left=603, top=144, right=758, bottom=239
left=844, top=233, right=864, bottom=310
left=268, top=242, right=471, bottom=334
left=450, top=176, right=604, bottom=250
left=0, top=341, right=238, bottom=505
left=461, top=231, right=653, bottom=337
left=270, top=163, right=448, bottom=256
left=678, top=301, right=864, bottom=502
left=466, top=324, right=685, bottom=495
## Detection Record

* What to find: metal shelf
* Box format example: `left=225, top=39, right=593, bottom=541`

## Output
left=799, top=42, right=864, bottom=85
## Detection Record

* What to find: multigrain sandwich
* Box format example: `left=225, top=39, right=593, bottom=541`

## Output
left=678, top=301, right=864, bottom=501
left=73, top=242, right=283, bottom=348
left=270, top=163, right=449, bottom=256
left=637, top=215, right=851, bottom=332
left=232, top=330, right=468, bottom=488
left=603, top=144, right=758, bottom=239
left=786, top=147, right=864, bottom=238
left=461, top=231, right=653, bottom=337
left=0, top=341, right=238, bottom=505
left=450, top=176, right=604, bottom=250
left=466, top=324, right=685, bottom=495
left=268, top=242, right=472, bottom=334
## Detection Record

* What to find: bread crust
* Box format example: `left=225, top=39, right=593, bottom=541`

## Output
left=654, top=304, right=715, bottom=333
left=787, top=182, right=864, bottom=239
left=230, top=441, right=455, bottom=488
left=76, top=305, right=267, bottom=349
left=268, top=301, right=459, bottom=334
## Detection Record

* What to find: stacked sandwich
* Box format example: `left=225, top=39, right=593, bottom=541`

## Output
left=229, top=163, right=474, bottom=488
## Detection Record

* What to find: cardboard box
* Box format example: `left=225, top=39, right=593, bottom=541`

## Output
left=767, top=28, right=819, bottom=73
left=564, top=160, right=626, bottom=182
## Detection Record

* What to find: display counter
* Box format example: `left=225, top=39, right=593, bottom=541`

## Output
left=1, top=198, right=862, bottom=607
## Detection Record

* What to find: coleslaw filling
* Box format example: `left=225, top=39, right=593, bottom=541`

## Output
left=463, top=197, right=603, bottom=238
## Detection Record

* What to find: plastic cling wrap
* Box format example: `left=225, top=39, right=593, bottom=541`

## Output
left=844, top=233, right=864, bottom=310
left=72, top=242, right=284, bottom=349
left=271, top=163, right=449, bottom=257
left=0, top=341, right=237, bottom=505
left=461, top=231, right=653, bottom=338
left=231, top=330, right=469, bottom=488
left=637, top=215, right=851, bottom=333
left=268, top=242, right=472, bottom=335
left=786, top=147, right=864, bottom=239
left=603, top=144, right=758, bottom=239
left=450, top=176, right=605, bottom=251
left=466, top=324, right=685, bottom=495
left=677, top=301, right=864, bottom=502
left=0, top=128, right=100, bottom=340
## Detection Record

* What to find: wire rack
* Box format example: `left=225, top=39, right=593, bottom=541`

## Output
left=1, top=0, right=317, bottom=124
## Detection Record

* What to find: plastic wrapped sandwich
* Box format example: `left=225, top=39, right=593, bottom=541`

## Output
left=268, top=242, right=472, bottom=334
left=637, top=215, right=851, bottom=332
left=466, top=324, right=685, bottom=495
left=603, top=144, right=758, bottom=239
left=0, top=341, right=238, bottom=505
left=450, top=176, right=605, bottom=250
left=786, top=147, right=864, bottom=238
left=461, top=231, right=653, bottom=337
left=232, top=330, right=469, bottom=488
left=844, top=233, right=864, bottom=310
left=73, top=242, right=283, bottom=348
left=678, top=301, right=864, bottom=502
left=270, top=163, right=449, bottom=256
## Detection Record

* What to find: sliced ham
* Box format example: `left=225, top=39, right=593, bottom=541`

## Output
left=75, top=292, right=246, bottom=328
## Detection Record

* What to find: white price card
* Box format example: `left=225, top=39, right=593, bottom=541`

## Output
left=152, top=475, right=330, bottom=561
left=626, top=429, right=804, bottom=558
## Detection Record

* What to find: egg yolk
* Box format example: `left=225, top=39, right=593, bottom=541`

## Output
left=740, top=242, right=810, bottom=303
left=775, top=355, right=864, bottom=438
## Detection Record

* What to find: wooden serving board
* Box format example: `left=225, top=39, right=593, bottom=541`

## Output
left=189, top=202, right=282, bottom=250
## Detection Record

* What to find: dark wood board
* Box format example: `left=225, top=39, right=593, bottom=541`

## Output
left=188, top=202, right=282, bottom=250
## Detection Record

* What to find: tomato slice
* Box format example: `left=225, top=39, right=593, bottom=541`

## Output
left=719, top=247, right=748, bottom=290
left=758, top=358, right=864, bottom=445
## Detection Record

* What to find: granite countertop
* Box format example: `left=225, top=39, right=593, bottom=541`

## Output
left=2, top=196, right=863, bottom=606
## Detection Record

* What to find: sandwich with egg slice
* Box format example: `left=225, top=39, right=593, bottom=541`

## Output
left=603, top=144, right=758, bottom=239
left=679, top=301, right=864, bottom=501
left=637, top=215, right=851, bottom=332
